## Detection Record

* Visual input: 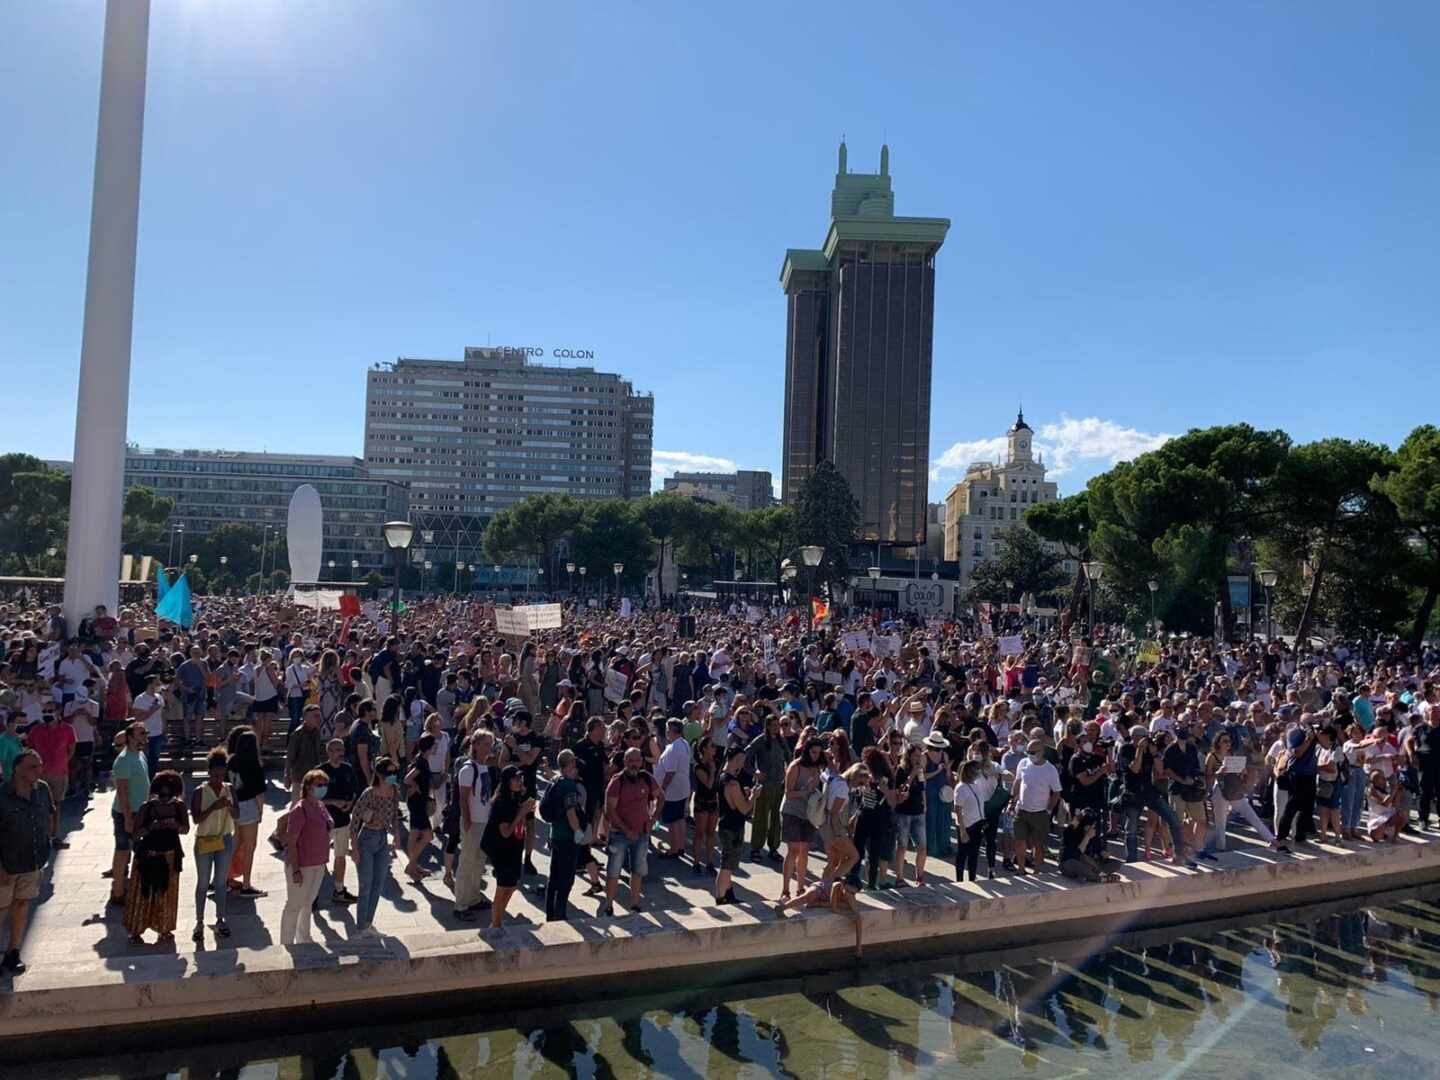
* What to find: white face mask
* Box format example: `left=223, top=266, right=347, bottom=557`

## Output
left=1029, top=752, right=1045, bottom=764
left=1081, top=741, right=1094, bottom=754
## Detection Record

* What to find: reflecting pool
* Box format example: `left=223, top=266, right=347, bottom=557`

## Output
left=47, top=890, right=1440, bottom=1079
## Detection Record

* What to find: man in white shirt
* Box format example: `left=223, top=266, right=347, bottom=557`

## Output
left=56, top=642, right=99, bottom=706
left=656, top=719, right=692, bottom=858
left=133, top=673, right=165, bottom=777
left=1009, top=739, right=1063, bottom=875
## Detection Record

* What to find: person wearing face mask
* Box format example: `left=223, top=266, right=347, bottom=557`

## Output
left=1068, top=722, right=1112, bottom=818
left=1008, top=740, right=1062, bottom=875
left=349, top=757, right=402, bottom=938
left=279, top=768, right=333, bottom=947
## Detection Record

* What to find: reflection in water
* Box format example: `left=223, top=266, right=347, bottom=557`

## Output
left=47, top=895, right=1440, bottom=1079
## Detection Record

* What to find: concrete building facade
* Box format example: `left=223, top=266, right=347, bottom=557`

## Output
left=363, top=345, right=653, bottom=564
left=661, top=469, right=774, bottom=510
left=123, top=447, right=409, bottom=572
left=942, top=412, right=1074, bottom=595
left=780, top=142, right=949, bottom=549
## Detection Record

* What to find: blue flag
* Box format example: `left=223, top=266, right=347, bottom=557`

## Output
left=155, top=563, right=170, bottom=601
left=156, top=571, right=194, bottom=629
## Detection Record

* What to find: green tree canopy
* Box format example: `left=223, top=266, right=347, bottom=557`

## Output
left=1372, top=424, right=1440, bottom=649
left=1267, top=437, right=1395, bottom=642
left=792, top=460, right=860, bottom=593
left=737, top=504, right=795, bottom=585
left=568, top=500, right=653, bottom=589
left=965, top=527, right=1067, bottom=605
left=120, top=485, right=175, bottom=559
left=482, top=493, right=583, bottom=567
left=1087, top=424, right=1289, bottom=639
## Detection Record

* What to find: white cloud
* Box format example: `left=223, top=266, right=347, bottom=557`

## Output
left=930, top=415, right=1173, bottom=485
left=928, top=436, right=1010, bottom=481
left=651, top=449, right=740, bottom=483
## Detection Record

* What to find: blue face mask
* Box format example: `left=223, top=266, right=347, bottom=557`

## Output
left=385, top=775, right=399, bottom=788
left=313, top=785, right=328, bottom=799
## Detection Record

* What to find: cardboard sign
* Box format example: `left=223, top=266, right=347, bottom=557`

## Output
left=494, top=607, right=527, bottom=636
left=604, top=667, right=629, bottom=704
left=841, top=631, right=872, bottom=654
left=998, top=635, right=1024, bottom=656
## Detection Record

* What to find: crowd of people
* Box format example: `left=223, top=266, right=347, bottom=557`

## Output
left=0, top=586, right=1437, bottom=976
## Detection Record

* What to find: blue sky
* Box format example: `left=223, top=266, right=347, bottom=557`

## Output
left=3, top=2, right=1437, bottom=495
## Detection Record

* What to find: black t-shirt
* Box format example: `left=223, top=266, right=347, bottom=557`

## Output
left=1068, top=750, right=1108, bottom=808
left=1119, top=743, right=1156, bottom=794
left=1163, top=742, right=1204, bottom=800
left=321, top=760, right=359, bottom=828
left=572, top=739, right=608, bottom=806
left=895, top=767, right=924, bottom=815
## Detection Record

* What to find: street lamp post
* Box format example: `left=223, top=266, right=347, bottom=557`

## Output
left=1258, top=568, right=1278, bottom=642
left=1147, top=578, right=1159, bottom=637
left=578, top=565, right=587, bottom=599
left=613, top=562, right=624, bottom=603
left=176, top=521, right=186, bottom=567
left=1082, top=561, right=1104, bottom=634
left=492, top=564, right=502, bottom=596
left=1004, top=578, right=1014, bottom=629
left=799, top=544, right=824, bottom=606
left=422, top=560, right=432, bottom=594
left=327, top=559, right=335, bottom=582
left=566, top=561, right=575, bottom=595
left=382, top=520, right=414, bottom=637
left=867, top=565, right=881, bottom=610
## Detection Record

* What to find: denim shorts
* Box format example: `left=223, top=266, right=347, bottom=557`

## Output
left=236, top=797, right=262, bottom=826
left=894, top=813, right=925, bottom=848
left=606, top=832, right=648, bottom=879
left=112, top=810, right=132, bottom=852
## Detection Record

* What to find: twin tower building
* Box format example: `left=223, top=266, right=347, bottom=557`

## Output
left=780, top=141, right=949, bottom=554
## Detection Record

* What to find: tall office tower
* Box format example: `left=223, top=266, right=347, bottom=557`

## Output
left=364, top=345, right=653, bottom=564
left=780, top=142, right=949, bottom=548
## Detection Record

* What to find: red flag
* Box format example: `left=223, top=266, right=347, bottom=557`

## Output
left=811, top=598, right=830, bottom=627
left=339, top=594, right=362, bottom=618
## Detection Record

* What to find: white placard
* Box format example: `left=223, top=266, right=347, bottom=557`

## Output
left=872, top=634, right=900, bottom=659
left=619, top=598, right=633, bottom=618
left=746, top=605, right=762, bottom=624
left=1222, top=755, right=1247, bottom=774
left=841, top=631, right=872, bottom=654
left=998, top=635, right=1024, bottom=656
left=524, top=603, right=563, bottom=630
left=494, top=607, right=529, bottom=636
left=604, top=667, right=629, bottom=704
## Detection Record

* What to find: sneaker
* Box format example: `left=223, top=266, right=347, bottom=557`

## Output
left=524, top=859, right=539, bottom=876
left=1197, top=851, right=1219, bottom=862
left=1, top=949, right=25, bottom=974
left=599, top=902, right=615, bottom=917
left=52, top=839, right=70, bottom=850
left=238, top=886, right=267, bottom=898
left=454, top=907, right=478, bottom=922
left=215, top=920, right=231, bottom=938
left=192, top=925, right=205, bottom=943
left=331, top=889, right=358, bottom=905
left=630, top=899, right=647, bottom=913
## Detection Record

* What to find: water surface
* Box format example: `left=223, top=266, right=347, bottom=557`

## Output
left=54, top=891, right=1440, bottom=1079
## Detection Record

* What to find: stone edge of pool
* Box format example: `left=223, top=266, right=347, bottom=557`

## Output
left=3, top=836, right=1438, bottom=1043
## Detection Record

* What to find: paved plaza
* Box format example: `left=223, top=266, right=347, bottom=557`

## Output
left=7, top=774, right=1412, bottom=974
